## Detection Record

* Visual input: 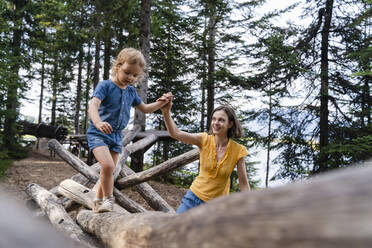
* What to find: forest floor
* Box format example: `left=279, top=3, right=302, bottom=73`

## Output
left=0, top=145, right=187, bottom=211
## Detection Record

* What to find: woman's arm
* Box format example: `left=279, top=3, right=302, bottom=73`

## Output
left=161, top=99, right=202, bottom=148
left=237, top=157, right=250, bottom=191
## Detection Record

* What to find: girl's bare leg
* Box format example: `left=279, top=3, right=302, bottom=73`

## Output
left=92, top=146, right=117, bottom=198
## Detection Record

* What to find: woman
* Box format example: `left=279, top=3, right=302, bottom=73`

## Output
left=161, top=97, right=250, bottom=214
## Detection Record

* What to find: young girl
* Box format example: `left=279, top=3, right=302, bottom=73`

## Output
left=87, top=48, right=171, bottom=212
left=161, top=98, right=250, bottom=213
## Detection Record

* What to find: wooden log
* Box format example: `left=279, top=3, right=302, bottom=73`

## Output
left=122, top=124, right=142, bottom=146
left=49, top=126, right=142, bottom=208
left=58, top=179, right=128, bottom=213
left=67, top=129, right=171, bottom=143
left=25, top=183, right=101, bottom=248
left=122, top=129, right=171, bottom=139
left=113, top=133, right=158, bottom=179
left=0, top=191, right=86, bottom=248
left=57, top=134, right=173, bottom=212
left=48, top=139, right=146, bottom=213
left=120, top=164, right=175, bottom=213
left=48, top=139, right=99, bottom=182
left=77, top=210, right=175, bottom=248
left=116, top=148, right=200, bottom=189
left=77, top=159, right=372, bottom=248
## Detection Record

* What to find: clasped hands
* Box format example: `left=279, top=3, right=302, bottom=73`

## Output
left=157, top=92, right=173, bottom=112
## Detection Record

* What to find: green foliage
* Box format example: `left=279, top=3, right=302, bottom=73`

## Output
left=230, top=160, right=260, bottom=192
left=0, top=159, right=13, bottom=178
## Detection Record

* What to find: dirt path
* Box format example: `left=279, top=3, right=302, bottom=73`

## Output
left=0, top=148, right=186, bottom=210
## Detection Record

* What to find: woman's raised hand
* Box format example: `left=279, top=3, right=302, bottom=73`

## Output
left=160, top=92, right=173, bottom=113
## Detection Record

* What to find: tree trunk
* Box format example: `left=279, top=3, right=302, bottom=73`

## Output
left=78, top=159, right=372, bottom=248
left=131, top=0, right=152, bottom=172
left=51, top=61, right=58, bottom=126
left=317, top=0, right=334, bottom=173
left=265, top=85, right=273, bottom=187
left=200, top=14, right=208, bottom=132
left=3, top=0, right=26, bottom=151
left=103, top=27, right=111, bottom=80
left=84, top=45, right=92, bottom=134
left=38, top=44, right=46, bottom=124
left=206, top=2, right=216, bottom=128
left=75, top=48, right=83, bottom=134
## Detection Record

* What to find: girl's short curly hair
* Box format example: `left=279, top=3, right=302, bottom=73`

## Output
left=111, top=48, right=146, bottom=85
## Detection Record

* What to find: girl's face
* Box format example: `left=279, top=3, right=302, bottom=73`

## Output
left=211, top=110, right=233, bottom=137
left=114, top=62, right=142, bottom=88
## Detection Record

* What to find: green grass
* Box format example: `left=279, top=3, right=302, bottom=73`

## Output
left=0, top=159, right=13, bottom=178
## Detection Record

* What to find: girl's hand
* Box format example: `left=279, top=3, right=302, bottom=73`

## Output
left=161, top=95, right=173, bottom=113
left=95, top=121, right=113, bottom=134
left=157, top=92, right=173, bottom=102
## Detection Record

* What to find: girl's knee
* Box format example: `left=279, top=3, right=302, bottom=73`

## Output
left=100, top=163, right=115, bottom=174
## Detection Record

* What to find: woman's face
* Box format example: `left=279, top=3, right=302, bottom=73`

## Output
left=211, top=110, right=233, bottom=136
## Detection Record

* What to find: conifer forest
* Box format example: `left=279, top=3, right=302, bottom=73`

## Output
left=0, top=0, right=371, bottom=187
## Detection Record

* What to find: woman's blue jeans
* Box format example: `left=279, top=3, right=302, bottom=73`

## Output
left=176, top=189, right=205, bottom=214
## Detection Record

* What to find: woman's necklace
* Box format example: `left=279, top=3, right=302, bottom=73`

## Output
left=216, top=140, right=228, bottom=152
left=216, top=145, right=226, bottom=153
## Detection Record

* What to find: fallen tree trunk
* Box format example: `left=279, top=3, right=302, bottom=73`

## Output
left=77, top=210, right=174, bottom=248
left=122, top=124, right=142, bottom=146
left=120, top=165, right=175, bottom=213
left=113, top=133, right=158, bottom=179
left=116, top=148, right=200, bottom=189
left=78, top=159, right=372, bottom=248
left=113, top=134, right=174, bottom=213
left=122, top=129, right=170, bottom=139
left=25, top=183, right=101, bottom=248
left=48, top=139, right=98, bottom=182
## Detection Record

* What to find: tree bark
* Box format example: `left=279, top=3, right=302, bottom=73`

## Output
left=3, top=0, right=26, bottom=151
left=83, top=44, right=92, bottom=134
left=206, top=2, right=216, bottom=128
left=317, top=0, right=334, bottom=173
left=131, top=0, right=152, bottom=173
left=75, top=48, right=84, bottom=134
left=102, top=23, right=111, bottom=80
left=78, top=159, right=372, bottom=248
left=51, top=61, right=58, bottom=126
left=116, top=149, right=199, bottom=189
left=38, top=44, right=46, bottom=124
